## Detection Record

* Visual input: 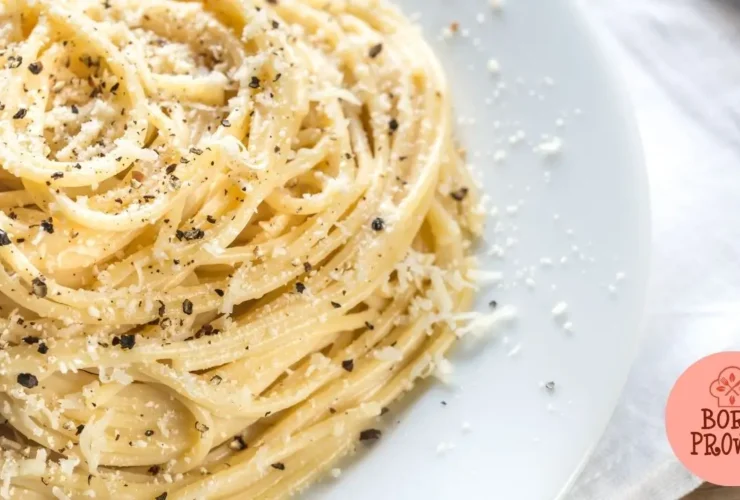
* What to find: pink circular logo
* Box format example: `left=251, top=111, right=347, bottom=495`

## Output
left=666, top=351, right=740, bottom=485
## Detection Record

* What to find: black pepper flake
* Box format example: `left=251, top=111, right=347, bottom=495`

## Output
left=157, top=300, right=165, bottom=317
left=190, top=147, right=203, bottom=155
left=341, top=359, right=354, bottom=372
left=380, top=407, right=390, bottom=416
left=545, top=381, right=556, bottom=392
left=368, top=43, right=383, bottom=58
left=230, top=436, right=247, bottom=450
left=364, top=321, right=375, bottom=330
left=271, top=462, right=285, bottom=471
left=112, top=336, right=121, bottom=346
left=195, top=324, right=219, bottom=338
left=148, top=465, right=160, bottom=475
left=7, top=56, right=22, bottom=69
left=156, top=494, right=168, bottom=500
left=31, top=277, right=47, bottom=298
left=160, top=318, right=173, bottom=330
left=359, top=429, right=382, bottom=441
left=110, top=82, right=120, bottom=94
left=51, top=171, right=64, bottom=180
left=169, top=175, right=181, bottom=190
left=176, top=228, right=205, bottom=241
left=206, top=215, right=217, bottom=224
left=166, top=164, right=177, bottom=174
left=488, top=300, right=498, bottom=309
left=41, top=219, right=54, bottom=234
left=450, top=187, right=469, bottom=202
left=331, top=301, right=341, bottom=309
left=37, top=343, right=48, bottom=354
left=221, top=119, right=231, bottom=127
left=74, top=163, right=82, bottom=169
left=194, top=421, right=209, bottom=434
left=273, top=73, right=282, bottom=82
left=179, top=157, right=189, bottom=164
left=389, top=118, right=399, bottom=133
left=303, top=262, right=312, bottom=272
left=28, top=61, right=43, bottom=74
left=209, top=374, right=222, bottom=385
left=71, top=104, right=79, bottom=114
left=182, top=299, right=193, bottom=315
left=329, top=407, right=337, bottom=414
left=272, top=20, right=279, bottom=29
left=214, top=289, right=224, bottom=297
left=119, top=334, right=136, bottom=350
left=17, top=373, right=38, bottom=389
left=249, top=76, right=261, bottom=89
left=371, top=217, right=385, bottom=231
left=0, top=230, right=11, bottom=246
left=295, top=282, right=306, bottom=294
left=22, top=336, right=40, bottom=345
left=145, top=430, right=154, bottom=437
left=76, top=424, right=85, bottom=436
left=13, top=108, right=27, bottom=120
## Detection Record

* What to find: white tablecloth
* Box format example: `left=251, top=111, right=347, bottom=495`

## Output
left=570, top=1, right=740, bottom=498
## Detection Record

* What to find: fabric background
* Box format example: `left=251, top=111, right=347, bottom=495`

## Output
left=570, top=1, right=740, bottom=498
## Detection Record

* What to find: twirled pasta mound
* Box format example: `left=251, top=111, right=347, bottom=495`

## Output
left=0, top=0, right=484, bottom=498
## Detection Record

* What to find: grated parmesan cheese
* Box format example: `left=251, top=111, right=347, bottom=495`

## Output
left=552, top=302, right=568, bottom=318
left=454, top=304, right=518, bottom=338
left=78, top=412, right=112, bottom=474
left=19, top=449, right=47, bottom=477
left=374, top=346, right=403, bottom=362
left=52, top=486, right=71, bottom=500
left=58, top=456, right=80, bottom=477
left=534, top=136, right=563, bottom=157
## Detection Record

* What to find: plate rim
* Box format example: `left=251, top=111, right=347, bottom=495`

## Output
left=557, top=0, right=652, bottom=497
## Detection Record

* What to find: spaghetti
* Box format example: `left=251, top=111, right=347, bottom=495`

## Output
left=0, top=0, right=485, bottom=498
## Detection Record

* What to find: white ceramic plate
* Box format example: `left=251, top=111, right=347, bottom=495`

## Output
left=312, top=1, right=650, bottom=499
